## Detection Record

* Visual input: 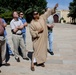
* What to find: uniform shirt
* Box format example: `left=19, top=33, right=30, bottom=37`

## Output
left=10, top=19, right=23, bottom=34
left=19, top=17, right=26, bottom=33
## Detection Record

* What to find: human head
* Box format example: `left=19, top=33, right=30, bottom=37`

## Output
left=33, top=11, right=40, bottom=20
left=19, top=11, right=24, bottom=18
left=12, top=11, right=19, bottom=19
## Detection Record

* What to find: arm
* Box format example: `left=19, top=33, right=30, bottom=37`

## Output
left=29, top=24, right=39, bottom=38
left=10, top=22, right=19, bottom=33
left=47, top=24, right=54, bottom=29
left=17, top=20, right=24, bottom=30
left=24, top=22, right=28, bottom=27
left=29, top=24, right=44, bottom=39
left=2, top=19, right=7, bottom=27
left=12, top=27, right=19, bottom=33
left=23, top=19, right=28, bottom=27
left=44, top=3, right=58, bottom=19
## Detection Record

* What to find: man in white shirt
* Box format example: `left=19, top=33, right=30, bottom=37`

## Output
left=10, top=11, right=29, bottom=62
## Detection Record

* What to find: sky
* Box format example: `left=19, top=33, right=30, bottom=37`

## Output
left=47, top=0, right=73, bottom=10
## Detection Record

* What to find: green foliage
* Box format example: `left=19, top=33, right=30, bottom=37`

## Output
left=60, top=17, right=64, bottom=23
left=0, top=0, right=47, bottom=23
left=0, top=0, right=47, bottom=13
left=68, top=0, right=76, bottom=23
left=0, top=11, right=12, bottom=18
left=0, top=7, right=12, bottom=24
left=60, top=17, right=66, bottom=23
left=63, top=20, right=66, bottom=23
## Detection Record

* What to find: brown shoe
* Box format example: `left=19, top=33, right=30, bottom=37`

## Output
left=31, top=67, right=35, bottom=71
left=15, top=57, right=20, bottom=62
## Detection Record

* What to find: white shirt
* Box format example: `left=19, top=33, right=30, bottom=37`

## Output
left=47, top=15, right=54, bottom=24
left=10, top=19, right=23, bottom=34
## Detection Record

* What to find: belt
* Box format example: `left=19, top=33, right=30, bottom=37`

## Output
left=0, top=35, right=4, bottom=36
left=16, top=34, right=22, bottom=35
left=13, top=33, right=22, bottom=35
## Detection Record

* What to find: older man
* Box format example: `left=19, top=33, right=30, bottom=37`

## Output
left=10, top=11, right=29, bottom=62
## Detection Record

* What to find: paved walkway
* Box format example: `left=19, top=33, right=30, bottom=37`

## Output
left=0, top=23, right=76, bottom=75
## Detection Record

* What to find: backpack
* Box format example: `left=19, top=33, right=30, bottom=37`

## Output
left=0, top=18, right=4, bottom=36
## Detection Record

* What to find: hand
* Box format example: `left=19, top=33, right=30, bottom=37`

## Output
left=24, top=22, right=28, bottom=27
left=17, top=25, right=24, bottom=30
left=16, top=26, right=20, bottom=29
left=38, top=28, right=43, bottom=33
left=50, top=25, right=54, bottom=28
left=47, top=24, right=54, bottom=28
left=54, top=3, right=58, bottom=9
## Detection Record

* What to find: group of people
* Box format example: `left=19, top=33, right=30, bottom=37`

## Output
left=0, top=4, right=58, bottom=72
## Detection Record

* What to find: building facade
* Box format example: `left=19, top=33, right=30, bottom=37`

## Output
left=53, top=10, right=71, bottom=23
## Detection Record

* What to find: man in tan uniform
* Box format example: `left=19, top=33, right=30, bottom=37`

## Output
left=30, top=4, right=58, bottom=71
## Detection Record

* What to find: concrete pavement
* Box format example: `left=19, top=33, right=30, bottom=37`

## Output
left=0, top=23, right=76, bottom=75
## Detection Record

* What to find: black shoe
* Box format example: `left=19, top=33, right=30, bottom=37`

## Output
left=23, top=57, right=29, bottom=60
left=4, top=63, right=10, bottom=66
left=10, top=54, right=14, bottom=56
left=31, top=66, right=35, bottom=71
left=50, top=52, right=54, bottom=55
left=41, top=63, right=45, bottom=67
left=34, top=62, right=37, bottom=66
left=15, top=57, right=20, bottom=62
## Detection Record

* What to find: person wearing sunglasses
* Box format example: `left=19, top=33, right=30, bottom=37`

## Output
left=29, top=4, right=58, bottom=71
left=19, top=12, right=28, bottom=46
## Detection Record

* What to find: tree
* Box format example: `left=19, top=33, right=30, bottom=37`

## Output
left=0, top=0, right=47, bottom=23
left=68, top=0, right=76, bottom=23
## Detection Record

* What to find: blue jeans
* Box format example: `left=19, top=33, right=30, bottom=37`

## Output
left=48, top=32, right=53, bottom=52
left=5, top=35, right=13, bottom=55
left=22, top=32, right=26, bottom=45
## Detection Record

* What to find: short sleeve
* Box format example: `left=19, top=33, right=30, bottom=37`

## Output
left=20, top=20, right=24, bottom=26
left=10, top=21, right=15, bottom=29
left=2, top=19, right=7, bottom=24
left=24, top=19, right=26, bottom=23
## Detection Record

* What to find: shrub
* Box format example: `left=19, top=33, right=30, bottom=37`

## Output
left=0, top=8, right=12, bottom=24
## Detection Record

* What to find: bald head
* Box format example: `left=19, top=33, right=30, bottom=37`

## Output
left=12, top=11, right=19, bottom=18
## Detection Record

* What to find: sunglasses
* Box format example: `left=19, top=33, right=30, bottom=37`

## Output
left=33, top=12, right=38, bottom=15
left=20, top=14, right=23, bottom=15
